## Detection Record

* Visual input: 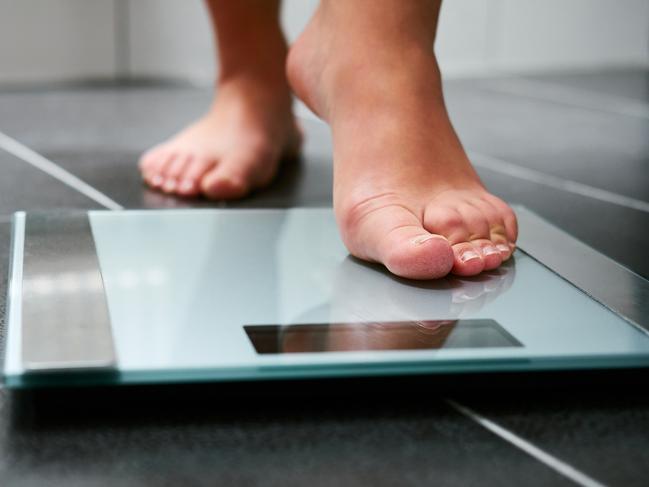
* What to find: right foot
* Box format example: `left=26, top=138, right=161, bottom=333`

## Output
left=287, top=1, right=518, bottom=280
left=139, top=75, right=301, bottom=199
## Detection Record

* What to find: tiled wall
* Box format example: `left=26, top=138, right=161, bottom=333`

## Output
left=1, top=0, right=648, bottom=84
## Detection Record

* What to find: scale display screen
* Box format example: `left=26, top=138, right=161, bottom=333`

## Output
left=245, top=319, right=522, bottom=354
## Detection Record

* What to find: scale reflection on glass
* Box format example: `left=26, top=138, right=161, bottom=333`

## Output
left=4, top=207, right=649, bottom=388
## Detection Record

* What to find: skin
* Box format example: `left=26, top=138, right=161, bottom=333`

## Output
left=139, top=0, right=301, bottom=199
left=139, top=0, right=518, bottom=280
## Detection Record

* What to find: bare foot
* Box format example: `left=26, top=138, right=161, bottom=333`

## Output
left=139, top=0, right=302, bottom=200
left=287, top=2, right=517, bottom=279
left=139, top=76, right=301, bottom=199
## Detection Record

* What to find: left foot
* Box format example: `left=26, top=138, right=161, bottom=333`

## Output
left=287, top=2, right=518, bottom=279
left=139, top=76, right=301, bottom=200
left=139, top=3, right=299, bottom=200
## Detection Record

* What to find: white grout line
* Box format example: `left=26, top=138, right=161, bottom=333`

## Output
left=446, top=399, right=608, bottom=487
left=469, top=151, right=649, bottom=214
left=482, top=77, right=649, bottom=120
left=0, top=130, right=124, bottom=210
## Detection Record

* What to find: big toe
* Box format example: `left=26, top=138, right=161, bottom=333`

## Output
left=200, top=157, right=255, bottom=200
left=200, top=146, right=278, bottom=200
left=340, top=203, right=454, bottom=280
left=385, top=232, right=455, bottom=279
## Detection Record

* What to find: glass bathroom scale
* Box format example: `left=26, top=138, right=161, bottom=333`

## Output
left=4, top=207, right=649, bottom=388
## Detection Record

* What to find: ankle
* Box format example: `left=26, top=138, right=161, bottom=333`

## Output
left=288, top=36, right=440, bottom=122
left=217, top=23, right=289, bottom=86
left=319, top=0, right=440, bottom=47
left=287, top=4, right=442, bottom=120
left=216, top=36, right=292, bottom=102
left=330, top=47, right=440, bottom=98
left=217, top=64, right=289, bottom=94
left=219, top=63, right=289, bottom=92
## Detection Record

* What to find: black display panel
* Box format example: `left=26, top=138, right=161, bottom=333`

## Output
left=245, top=319, right=522, bottom=355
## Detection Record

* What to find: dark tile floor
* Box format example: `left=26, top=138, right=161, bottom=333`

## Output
left=522, top=67, right=649, bottom=102
left=0, top=69, right=648, bottom=486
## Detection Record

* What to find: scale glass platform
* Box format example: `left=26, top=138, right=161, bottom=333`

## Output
left=4, top=207, right=649, bottom=388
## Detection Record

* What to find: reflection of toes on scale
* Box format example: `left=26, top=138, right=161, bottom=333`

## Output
left=5, top=207, right=649, bottom=388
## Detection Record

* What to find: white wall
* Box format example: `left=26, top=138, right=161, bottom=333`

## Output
left=125, top=0, right=320, bottom=82
left=127, top=0, right=215, bottom=81
left=0, top=0, right=648, bottom=84
left=490, top=0, right=649, bottom=72
left=0, top=0, right=116, bottom=84
left=436, top=0, right=493, bottom=76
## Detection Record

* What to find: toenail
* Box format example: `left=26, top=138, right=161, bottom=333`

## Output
left=412, top=234, right=443, bottom=245
left=163, top=179, right=177, bottom=192
left=497, top=244, right=510, bottom=254
left=460, top=250, right=481, bottom=263
left=151, top=174, right=164, bottom=187
left=483, top=246, right=499, bottom=256
left=179, top=179, right=194, bottom=192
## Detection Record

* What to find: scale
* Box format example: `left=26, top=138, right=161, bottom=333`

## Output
left=4, top=207, right=649, bottom=388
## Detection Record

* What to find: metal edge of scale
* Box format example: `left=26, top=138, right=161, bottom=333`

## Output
left=514, top=205, right=649, bottom=336
left=15, top=211, right=117, bottom=373
left=6, top=206, right=649, bottom=375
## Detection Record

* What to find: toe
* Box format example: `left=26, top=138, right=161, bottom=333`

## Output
left=177, top=157, right=216, bottom=196
left=489, top=232, right=513, bottom=261
left=455, top=202, right=491, bottom=241
left=161, top=154, right=191, bottom=193
left=145, top=151, right=175, bottom=189
left=424, top=204, right=486, bottom=277
left=471, top=238, right=503, bottom=270
left=383, top=228, right=455, bottom=279
left=484, top=194, right=518, bottom=250
left=451, top=242, right=485, bottom=276
left=424, top=205, right=472, bottom=244
left=471, top=194, right=517, bottom=260
left=200, top=149, right=274, bottom=200
left=139, top=148, right=168, bottom=187
left=201, top=166, right=250, bottom=200
left=340, top=201, right=454, bottom=280
left=425, top=195, right=513, bottom=274
left=138, top=147, right=162, bottom=174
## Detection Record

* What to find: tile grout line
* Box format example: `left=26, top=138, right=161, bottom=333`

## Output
left=482, top=76, right=649, bottom=120
left=0, top=114, right=613, bottom=485
left=469, top=151, right=649, bottom=214
left=296, top=102, right=649, bottom=213
left=445, top=399, right=608, bottom=487
left=0, top=131, right=124, bottom=211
